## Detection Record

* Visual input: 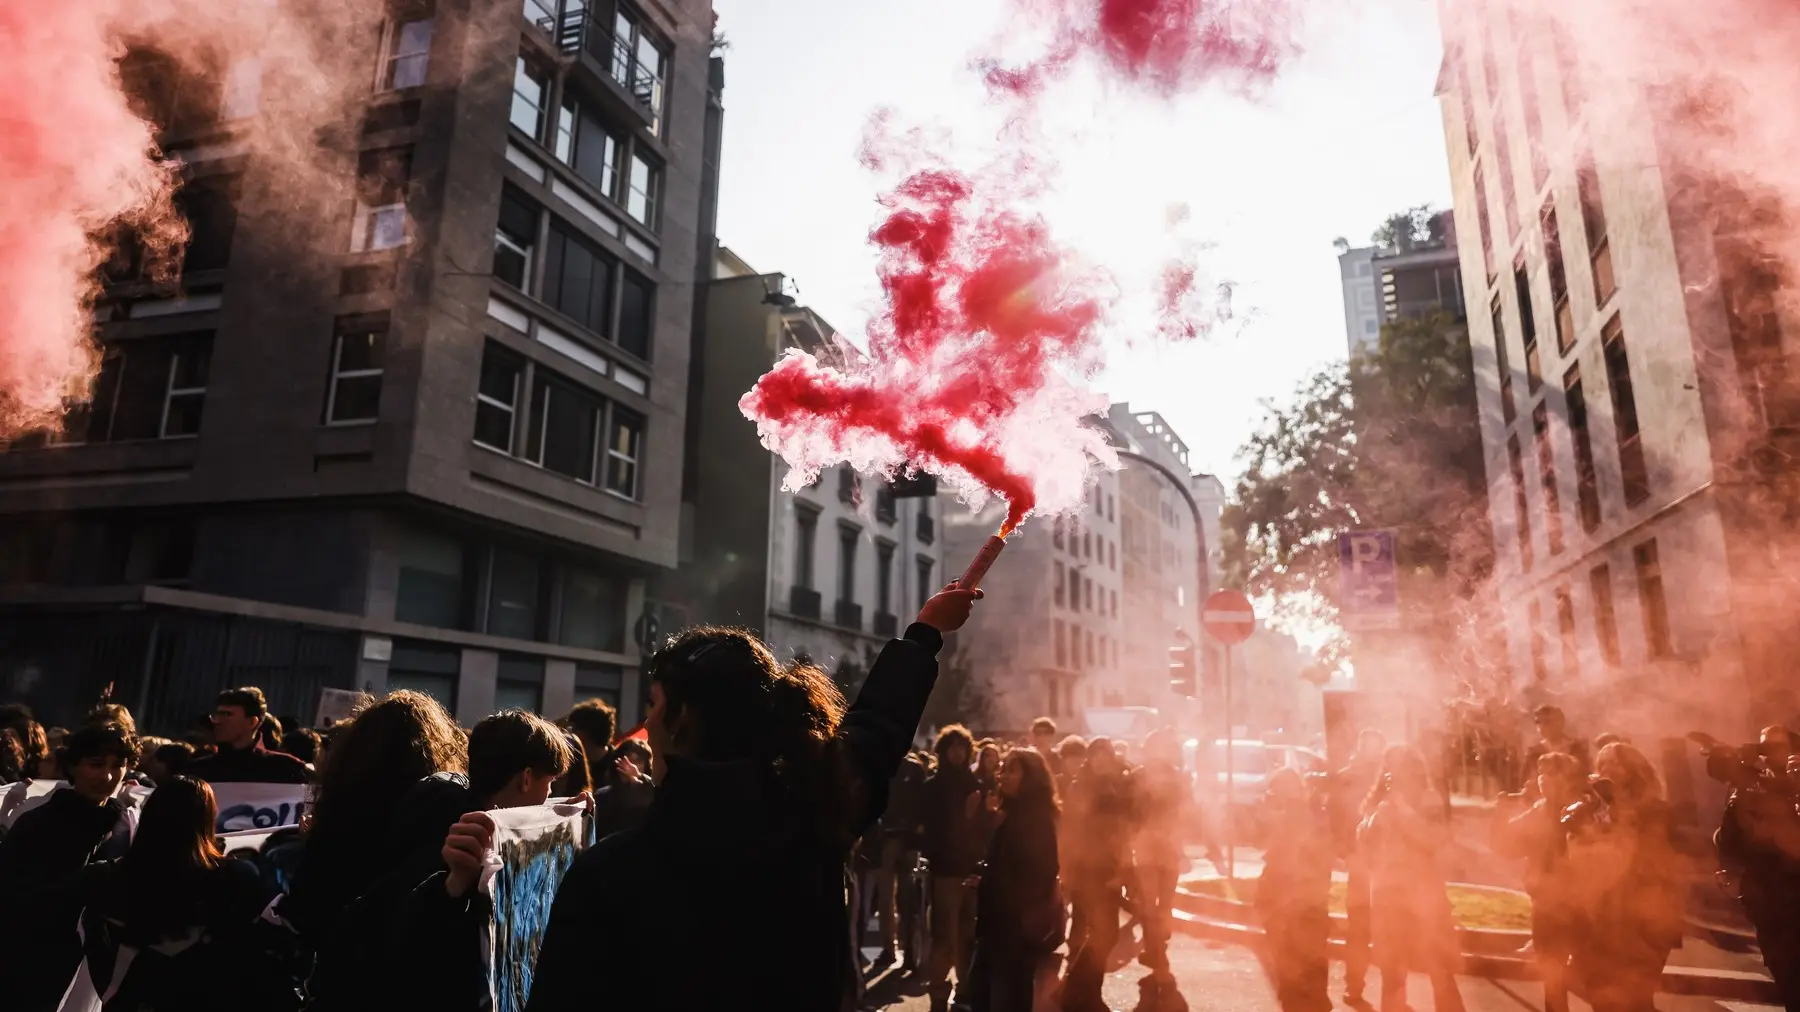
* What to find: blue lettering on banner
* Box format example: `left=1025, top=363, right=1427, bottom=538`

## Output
left=216, top=800, right=307, bottom=833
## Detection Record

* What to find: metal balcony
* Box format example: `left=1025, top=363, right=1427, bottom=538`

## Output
left=916, top=514, right=935, bottom=544
left=789, top=585, right=821, bottom=620
left=834, top=599, right=863, bottom=631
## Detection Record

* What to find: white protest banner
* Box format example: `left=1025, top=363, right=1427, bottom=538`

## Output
left=209, top=782, right=308, bottom=833
left=481, top=803, right=590, bottom=1012
left=315, top=687, right=368, bottom=728
left=0, top=778, right=63, bottom=830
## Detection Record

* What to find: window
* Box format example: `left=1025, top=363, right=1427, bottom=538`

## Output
left=1529, top=599, right=1548, bottom=682
left=917, top=557, right=933, bottom=611
left=495, top=656, right=544, bottom=711
left=572, top=664, right=624, bottom=711
left=1474, top=164, right=1494, bottom=278
left=1555, top=585, right=1580, bottom=679
left=543, top=221, right=615, bottom=335
left=474, top=344, right=522, bottom=452
left=559, top=566, right=626, bottom=652
left=176, top=176, right=238, bottom=273
left=837, top=525, right=859, bottom=605
left=1066, top=565, right=1079, bottom=611
left=625, top=153, right=659, bottom=227
left=326, top=326, right=384, bottom=424
left=1083, top=531, right=1092, bottom=559
left=1054, top=562, right=1065, bottom=607
left=1602, top=316, right=1649, bottom=505
left=1458, top=59, right=1479, bottom=157
left=395, top=529, right=466, bottom=628
left=1508, top=434, right=1533, bottom=570
left=876, top=542, right=895, bottom=616
left=527, top=373, right=600, bottom=483
left=380, top=16, right=434, bottom=91
left=1513, top=262, right=1536, bottom=346
left=387, top=641, right=459, bottom=712
left=1578, top=154, right=1615, bottom=305
left=1543, top=204, right=1574, bottom=352
left=1634, top=540, right=1672, bottom=658
left=618, top=271, right=653, bottom=359
left=1054, top=621, right=1066, bottom=667
left=510, top=58, right=549, bottom=139
left=1086, top=629, right=1096, bottom=665
left=555, top=96, right=622, bottom=200
left=1084, top=576, right=1094, bottom=611
left=1552, top=24, right=1584, bottom=122
left=1493, top=115, right=1519, bottom=240
left=1053, top=520, right=1064, bottom=549
left=524, top=0, right=559, bottom=29
left=495, top=188, right=537, bottom=290
left=1110, top=589, right=1118, bottom=618
left=350, top=147, right=411, bottom=252
left=487, top=549, right=542, bottom=639
left=1517, top=47, right=1547, bottom=190
left=1718, top=236, right=1799, bottom=433
left=1590, top=564, right=1621, bottom=666
left=1491, top=298, right=1515, bottom=424
left=608, top=8, right=668, bottom=131
left=1533, top=402, right=1563, bottom=554
left=604, top=408, right=642, bottom=498
left=1564, top=366, right=1601, bottom=531
left=795, top=507, right=819, bottom=590
left=161, top=343, right=210, bottom=438
left=1108, top=541, right=1116, bottom=570
left=120, top=49, right=222, bottom=136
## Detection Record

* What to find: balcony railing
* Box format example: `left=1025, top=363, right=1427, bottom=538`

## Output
left=834, top=599, right=863, bottom=632
left=916, top=514, right=935, bottom=544
left=527, top=2, right=666, bottom=131
left=873, top=611, right=898, bottom=638
left=789, top=586, right=821, bottom=621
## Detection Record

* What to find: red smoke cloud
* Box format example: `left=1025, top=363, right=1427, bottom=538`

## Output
left=742, top=0, right=1299, bottom=530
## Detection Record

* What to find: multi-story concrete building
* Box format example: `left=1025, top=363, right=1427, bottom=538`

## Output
left=0, top=0, right=720, bottom=730
left=666, top=248, right=944, bottom=691
left=1439, top=0, right=1800, bottom=750
left=943, top=469, right=1125, bottom=733
left=1339, top=211, right=1467, bottom=356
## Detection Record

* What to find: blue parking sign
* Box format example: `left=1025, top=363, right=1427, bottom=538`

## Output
left=1338, top=530, right=1399, bottom=630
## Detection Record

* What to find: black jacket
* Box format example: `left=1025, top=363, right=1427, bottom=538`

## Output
left=976, top=799, right=1061, bottom=951
left=922, top=762, right=983, bottom=877
left=283, top=773, right=472, bottom=1011
left=0, top=790, right=131, bottom=1011
left=189, top=741, right=312, bottom=785
left=525, top=623, right=943, bottom=1012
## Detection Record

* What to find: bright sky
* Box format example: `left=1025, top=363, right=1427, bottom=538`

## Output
left=709, top=0, right=1455, bottom=487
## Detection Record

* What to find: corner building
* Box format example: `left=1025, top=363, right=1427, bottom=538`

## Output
left=0, top=0, right=719, bottom=730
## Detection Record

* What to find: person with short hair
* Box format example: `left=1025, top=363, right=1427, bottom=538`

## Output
left=922, top=723, right=983, bottom=1012
left=145, top=740, right=196, bottom=784
left=564, top=698, right=618, bottom=781
left=281, top=727, right=323, bottom=765
left=465, top=709, right=574, bottom=810
left=1330, top=727, right=1387, bottom=1003
left=188, top=688, right=310, bottom=785
left=0, top=722, right=140, bottom=1011
left=1494, top=751, right=1585, bottom=1012
left=1523, top=706, right=1590, bottom=792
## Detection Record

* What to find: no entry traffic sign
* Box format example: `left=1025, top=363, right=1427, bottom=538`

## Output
left=1202, top=589, right=1256, bottom=646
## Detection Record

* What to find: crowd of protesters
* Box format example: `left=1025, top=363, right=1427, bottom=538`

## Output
left=2, top=584, right=1799, bottom=1012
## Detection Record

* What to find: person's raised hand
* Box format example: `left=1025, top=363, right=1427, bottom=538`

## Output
left=917, top=584, right=983, bottom=634
left=442, top=810, right=497, bottom=899
left=614, top=756, right=641, bottom=782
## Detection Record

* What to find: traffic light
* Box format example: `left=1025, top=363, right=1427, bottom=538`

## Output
left=1169, top=641, right=1197, bottom=697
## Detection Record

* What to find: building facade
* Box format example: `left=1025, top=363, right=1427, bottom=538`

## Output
left=665, top=248, right=944, bottom=693
left=1339, top=212, right=1466, bottom=356
left=1439, top=0, right=1800, bottom=751
left=0, top=0, right=720, bottom=730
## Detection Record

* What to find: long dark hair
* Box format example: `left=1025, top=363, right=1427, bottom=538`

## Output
left=117, top=776, right=222, bottom=932
left=649, top=626, right=848, bottom=839
left=1002, top=747, right=1059, bottom=816
left=307, top=690, right=467, bottom=846
left=1361, top=744, right=1431, bottom=818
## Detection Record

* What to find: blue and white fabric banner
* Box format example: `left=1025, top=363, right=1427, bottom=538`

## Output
left=481, top=803, right=591, bottom=1012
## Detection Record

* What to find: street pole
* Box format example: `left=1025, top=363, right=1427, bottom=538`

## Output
left=1224, top=642, right=1234, bottom=883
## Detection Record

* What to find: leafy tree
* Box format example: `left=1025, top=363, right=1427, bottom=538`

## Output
left=1222, top=309, right=1494, bottom=679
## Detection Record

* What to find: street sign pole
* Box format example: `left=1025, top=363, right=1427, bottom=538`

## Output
left=1201, top=589, right=1256, bottom=887
left=1223, top=642, right=1234, bottom=883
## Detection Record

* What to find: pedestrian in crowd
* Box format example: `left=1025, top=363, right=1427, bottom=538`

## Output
left=1566, top=742, right=1685, bottom=1012
left=73, top=775, right=286, bottom=1011
left=1063, top=736, right=1134, bottom=1012
left=282, top=727, right=324, bottom=766
left=970, top=746, right=1063, bottom=1012
left=523, top=585, right=979, bottom=1012
left=921, top=723, right=984, bottom=1012
left=86, top=703, right=155, bottom=787
left=1031, top=717, right=1062, bottom=778
left=1257, top=767, right=1332, bottom=1012
left=1493, top=752, right=1585, bottom=1012
left=1358, top=745, right=1465, bottom=1012
left=1523, top=706, right=1590, bottom=791
left=1592, top=731, right=1625, bottom=752
left=1714, top=726, right=1800, bottom=1010
left=142, top=740, right=196, bottom=786
left=552, top=728, right=592, bottom=797
left=188, top=688, right=310, bottom=785
left=1132, top=728, right=1191, bottom=991
left=873, top=748, right=929, bottom=971
left=0, top=722, right=140, bottom=1012
left=0, top=726, right=25, bottom=784
left=1055, top=736, right=1088, bottom=801
left=282, top=690, right=469, bottom=1011
left=563, top=697, right=617, bottom=783
left=1329, top=728, right=1386, bottom=1005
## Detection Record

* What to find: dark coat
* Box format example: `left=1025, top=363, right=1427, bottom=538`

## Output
left=921, top=762, right=983, bottom=877
left=525, top=623, right=943, bottom=1012
left=976, top=799, right=1062, bottom=951
left=0, top=790, right=131, bottom=1011
left=188, top=741, right=312, bottom=785
left=283, top=773, right=472, bottom=1012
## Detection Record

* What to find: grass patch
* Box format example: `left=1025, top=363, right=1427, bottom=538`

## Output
left=1184, top=878, right=1532, bottom=932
